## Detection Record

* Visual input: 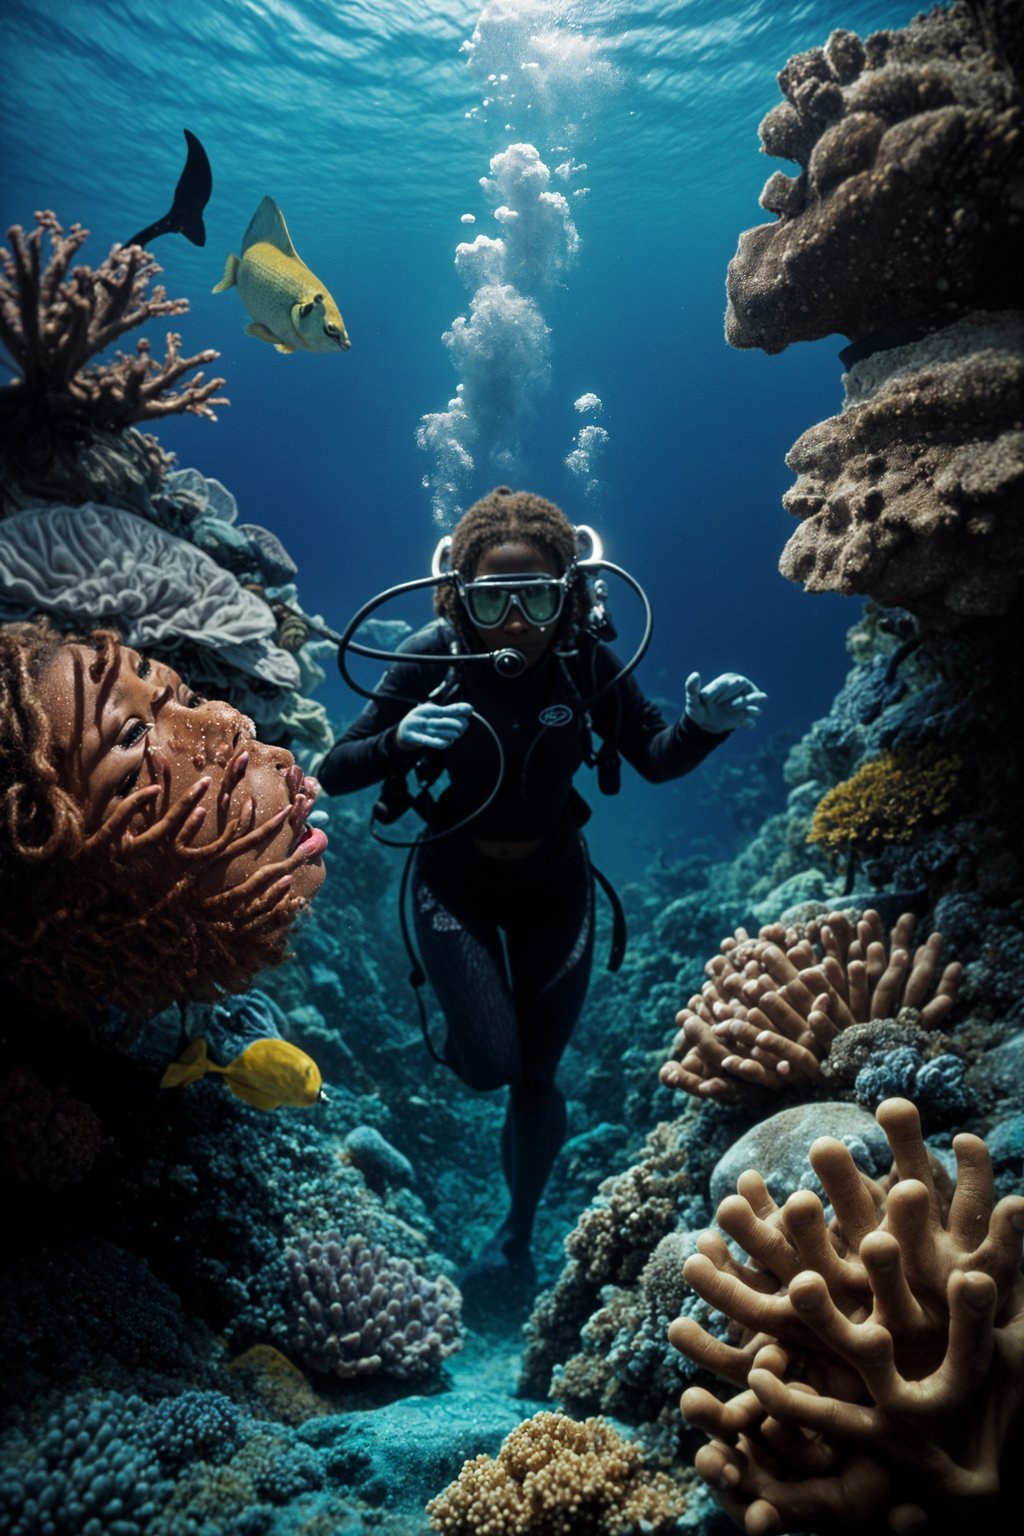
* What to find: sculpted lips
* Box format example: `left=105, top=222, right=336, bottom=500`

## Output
left=285, top=763, right=327, bottom=856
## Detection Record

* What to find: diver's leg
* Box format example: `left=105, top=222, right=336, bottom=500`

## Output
left=410, top=853, right=519, bottom=1091
left=498, top=836, right=595, bottom=1257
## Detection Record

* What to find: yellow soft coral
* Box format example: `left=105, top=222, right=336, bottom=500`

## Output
left=660, top=909, right=961, bottom=1104
left=670, top=1098, right=1024, bottom=1532
left=807, top=747, right=961, bottom=877
left=426, top=1411, right=687, bottom=1534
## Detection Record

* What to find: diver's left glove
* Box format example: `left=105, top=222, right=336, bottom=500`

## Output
left=685, top=672, right=766, bottom=733
left=395, top=700, right=473, bottom=752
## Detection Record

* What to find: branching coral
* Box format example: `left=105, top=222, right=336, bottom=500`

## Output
left=0, top=213, right=227, bottom=513
left=285, top=1231, right=463, bottom=1380
left=659, top=909, right=962, bottom=1104
left=425, top=1411, right=688, bottom=1535
left=807, top=746, right=962, bottom=886
left=670, top=1097, right=1024, bottom=1532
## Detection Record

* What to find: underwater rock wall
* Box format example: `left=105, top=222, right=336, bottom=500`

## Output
left=726, top=0, right=1024, bottom=636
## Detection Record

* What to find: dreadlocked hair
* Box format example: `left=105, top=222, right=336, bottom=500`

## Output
left=434, top=486, right=588, bottom=650
left=1, top=619, right=301, bottom=1025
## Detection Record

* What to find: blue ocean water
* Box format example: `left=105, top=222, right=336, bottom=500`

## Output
left=3, top=0, right=915, bottom=877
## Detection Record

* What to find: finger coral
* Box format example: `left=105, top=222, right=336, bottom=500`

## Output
left=670, top=1097, right=1024, bottom=1531
left=0, top=212, right=227, bottom=515
left=425, top=1411, right=687, bottom=1535
left=807, top=745, right=962, bottom=887
left=659, top=908, right=962, bottom=1103
left=285, top=1231, right=463, bottom=1380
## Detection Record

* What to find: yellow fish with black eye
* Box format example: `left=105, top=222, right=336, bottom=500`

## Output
left=159, top=1036, right=325, bottom=1110
left=212, top=195, right=351, bottom=355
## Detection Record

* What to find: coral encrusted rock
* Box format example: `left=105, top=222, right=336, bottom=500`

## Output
left=725, top=2, right=1024, bottom=353
left=780, top=311, right=1024, bottom=627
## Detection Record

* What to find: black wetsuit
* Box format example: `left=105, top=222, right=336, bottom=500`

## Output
left=318, top=619, right=725, bottom=1261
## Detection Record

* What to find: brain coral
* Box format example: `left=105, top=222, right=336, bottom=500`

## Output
left=779, top=311, right=1024, bottom=626
left=285, top=1231, right=463, bottom=1380
left=425, top=1411, right=687, bottom=1535
left=725, top=2, right=1024, bottom=352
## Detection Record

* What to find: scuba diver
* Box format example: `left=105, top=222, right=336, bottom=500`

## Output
left=317, top=486, right=766, bottom=1299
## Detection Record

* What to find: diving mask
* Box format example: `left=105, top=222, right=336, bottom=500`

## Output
left=456, top=573, right=570, bottom=630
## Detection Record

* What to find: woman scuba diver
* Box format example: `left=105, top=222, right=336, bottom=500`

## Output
left=317, top=486, right=765, bottom=1300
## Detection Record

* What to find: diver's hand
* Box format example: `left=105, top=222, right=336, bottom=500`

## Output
left=685, top=672, right=766, bottom=733
left=395, top=700, right=473, bottom=752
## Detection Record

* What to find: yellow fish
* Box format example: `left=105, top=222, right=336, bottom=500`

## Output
left=160, top=1036, right=324, bottom=1110
left=212, top=195, right=351, bottom=355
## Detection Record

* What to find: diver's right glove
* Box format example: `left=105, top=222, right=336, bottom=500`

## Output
left=395, top=700, right=473, bottom=752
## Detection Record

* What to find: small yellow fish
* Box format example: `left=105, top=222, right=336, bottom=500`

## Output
left=160, top=1036, right=324, bottom=1110
left=212, top=195, right=350, bottom=355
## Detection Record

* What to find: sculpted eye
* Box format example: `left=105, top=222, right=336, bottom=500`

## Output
left=121, top=720, right=150, bottom=748
left=136, top=656, right=151, bottom=679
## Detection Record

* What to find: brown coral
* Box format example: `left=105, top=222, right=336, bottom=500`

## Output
left=725, top=4, right=1023, bottom=353
left=0, top=212, right=227, bottom=514
left=779, top=311, right=1024, bottom=628
left=425, top=1411, right=688, bottom=1534
left=0, top=1064, right=102, bottom=1189
left=659, top=909, right=961, bottom=1104
left=670, top=1097, right=1024, bottom=1532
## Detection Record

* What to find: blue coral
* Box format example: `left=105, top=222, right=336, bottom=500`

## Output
left=854, top=1048, right=972, bottom=1124
left=0, top=1392, right=172, bottom=1536
left=145, top=1391, right=245, bottom=1469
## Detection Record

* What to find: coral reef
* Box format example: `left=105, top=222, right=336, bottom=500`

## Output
left=425, top=1411, right=688, bottom=1534
left=0, top=213, right=226, bottom=515
left=671, top=1097, right=1024, bottom=1531
left=659, top=908, right=962, bottom=1103
left=780, top=312, right=1024, bottom=628
left=285, top=1232, right=463, bottom=1381
left=725, top=4, right=1023, bottom=352
left=806, top=744, right=962, bottom=884
left=519, top=1119, right=693, bottom=1400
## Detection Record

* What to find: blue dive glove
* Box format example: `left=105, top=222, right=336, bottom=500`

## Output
left=685, top=672, right=766, bottom=733
left=395, top=700, right=473, bottom=752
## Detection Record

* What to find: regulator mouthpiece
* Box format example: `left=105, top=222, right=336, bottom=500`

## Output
left=492, top=648, right=526, bottom=678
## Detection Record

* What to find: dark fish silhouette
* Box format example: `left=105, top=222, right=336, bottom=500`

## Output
left=124, top=129, right=212, bottom=249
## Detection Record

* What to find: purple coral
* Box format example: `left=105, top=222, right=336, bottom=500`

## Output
left=284, top=1232, right=463, bottom=1381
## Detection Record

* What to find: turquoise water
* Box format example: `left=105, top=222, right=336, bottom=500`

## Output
left=3, top=0, right=915, bottom=874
